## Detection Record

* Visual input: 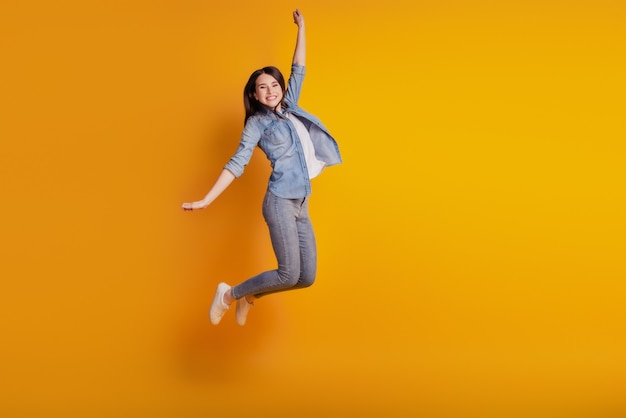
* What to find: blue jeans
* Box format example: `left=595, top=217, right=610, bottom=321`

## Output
left=231, top=191, right=317, bottom=299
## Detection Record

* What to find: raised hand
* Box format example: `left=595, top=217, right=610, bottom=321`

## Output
left=292, top=9, right=306, bottom=65
left=293, top=8, right=304, bottom=28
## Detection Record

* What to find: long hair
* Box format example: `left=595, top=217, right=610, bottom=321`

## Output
left=243, top=66, right=286, bottom=125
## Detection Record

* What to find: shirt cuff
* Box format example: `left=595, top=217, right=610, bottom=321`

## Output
left=291, top=63, right=306, bottom=75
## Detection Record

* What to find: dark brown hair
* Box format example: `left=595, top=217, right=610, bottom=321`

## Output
left=243, top=66, right=286, bottom=125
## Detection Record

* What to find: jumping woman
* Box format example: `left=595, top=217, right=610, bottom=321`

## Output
left=182, top=9, right=341, bottom=326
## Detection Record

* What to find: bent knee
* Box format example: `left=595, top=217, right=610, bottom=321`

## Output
left=297, top=274, right=316, bottom=289
left=277, top=270, right=300, bottom=288
left=277, top=270, right=315, bottom=290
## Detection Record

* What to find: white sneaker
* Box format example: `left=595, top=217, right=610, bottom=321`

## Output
left=236, top=297, right=254, bottom=326
left=209, top=282, right=231, bottom=325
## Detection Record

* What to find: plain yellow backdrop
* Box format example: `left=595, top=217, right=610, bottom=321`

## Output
left=1, top=0, right=625, bottom=416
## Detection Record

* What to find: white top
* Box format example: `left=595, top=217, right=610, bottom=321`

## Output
left=286, top=113, right=326, bottom=179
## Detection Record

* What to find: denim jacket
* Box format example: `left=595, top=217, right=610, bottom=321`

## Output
left=224, top=64, right=342, bottom=199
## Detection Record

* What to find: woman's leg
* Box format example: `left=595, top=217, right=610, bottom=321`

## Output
left=252, top=194, right=317, bottom=298
left=291, top=195, right=317, bottom=289
left=231, top=191, right=314, bottom=299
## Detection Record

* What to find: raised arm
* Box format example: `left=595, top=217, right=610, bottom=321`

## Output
left=292, top=9, right=306, bottom=66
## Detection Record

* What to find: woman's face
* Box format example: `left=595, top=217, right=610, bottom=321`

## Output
left=254, top=73, right=284, bottom=110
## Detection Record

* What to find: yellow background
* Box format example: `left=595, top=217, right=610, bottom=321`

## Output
left=1, top=0, right=625, bottom=416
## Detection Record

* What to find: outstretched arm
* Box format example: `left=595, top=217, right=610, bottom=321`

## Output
left=292, top=8, right=305, bottom=66
left=182, top=169, right=235, bottom=211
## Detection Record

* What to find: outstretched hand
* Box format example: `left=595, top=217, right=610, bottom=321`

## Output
left=182, top=200, right=207, bottom=211
left=293, top=8, right=304, bottom=28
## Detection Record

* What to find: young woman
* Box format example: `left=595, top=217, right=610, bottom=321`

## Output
left=182, top=9, right=341, bottom=326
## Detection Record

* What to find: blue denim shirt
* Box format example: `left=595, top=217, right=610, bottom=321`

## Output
left=224, top=64, right=342, bottom=199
